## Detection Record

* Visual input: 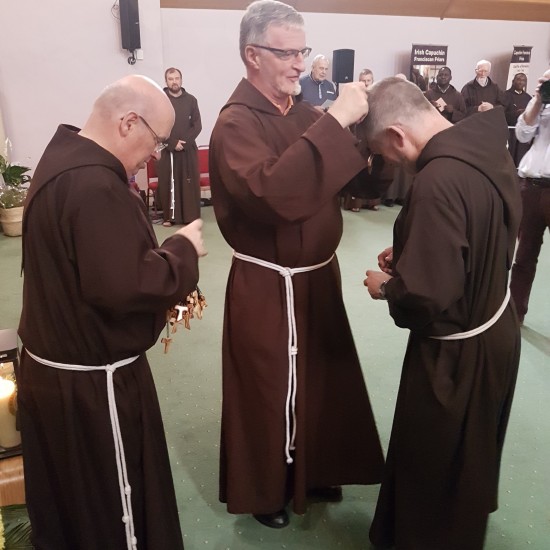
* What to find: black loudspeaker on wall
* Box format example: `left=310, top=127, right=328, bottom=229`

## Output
left=332, top=49, right=355, bottom=84
left=120, top=0, right=141, bottom=52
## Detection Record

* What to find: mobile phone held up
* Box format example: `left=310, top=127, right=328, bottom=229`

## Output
left=540, top=80, right=550, bottom=104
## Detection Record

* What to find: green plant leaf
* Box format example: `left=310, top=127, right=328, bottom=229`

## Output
left=0, top=155, right=31, bottom=188
left=0, top=505, right=33, bottom=548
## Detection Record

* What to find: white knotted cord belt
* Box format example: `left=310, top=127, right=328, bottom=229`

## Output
left=429, top=287, right=510, bottom=340
left=233, top=251, right=334, bottom=464
left=25, top=349, right=140, bottom=550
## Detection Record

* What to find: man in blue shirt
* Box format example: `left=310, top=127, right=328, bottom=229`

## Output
left=299, top=54, right=337, bottom=108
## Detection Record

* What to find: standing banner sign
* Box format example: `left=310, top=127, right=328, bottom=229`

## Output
left=410, top=44, right=448, bottom=91
left=506, top=46, right=532, bottom=89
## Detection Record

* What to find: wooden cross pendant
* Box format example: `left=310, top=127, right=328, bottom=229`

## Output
left=161, top=337, right=173, bottom=354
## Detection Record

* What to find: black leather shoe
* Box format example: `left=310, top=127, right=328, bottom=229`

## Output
left=253, top=509, right=289, bottom=529
left=307, top=486, right=343, bottom=502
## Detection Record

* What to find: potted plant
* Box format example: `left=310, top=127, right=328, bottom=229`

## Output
left=0, top=154, right=31, bottom=237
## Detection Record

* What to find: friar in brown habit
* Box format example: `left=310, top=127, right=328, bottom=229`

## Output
left=209, top=0, right=384, bottom=529
left=18, top=75, right=206, bottom=550
left=156, top=67, right=202, bottom=226
left=363, top=77, right=522, bottom=550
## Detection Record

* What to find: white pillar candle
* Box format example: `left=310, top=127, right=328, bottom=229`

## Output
left=0, top=378, right=21, bottom=449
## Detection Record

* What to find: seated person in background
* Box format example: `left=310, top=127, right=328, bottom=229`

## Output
left=299, top=54, right=338, bottom=108
left=505, top=72, right=533, bottom=167
left=461, top=59, right=507, bottom=116
left=425, top=66, right=466, bottom=124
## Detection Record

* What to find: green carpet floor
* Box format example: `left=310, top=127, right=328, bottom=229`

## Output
left=1, top=204, right=549, bottom=549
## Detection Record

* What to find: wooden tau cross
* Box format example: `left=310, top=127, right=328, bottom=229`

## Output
left=161, top=337, right=172, bottom=353
left=175, top=304, right=187, bottom=321
left=162, top=287, right=207, bottom=354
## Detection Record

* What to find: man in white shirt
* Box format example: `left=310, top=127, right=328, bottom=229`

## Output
left=510, top=69, right=550, bottom=324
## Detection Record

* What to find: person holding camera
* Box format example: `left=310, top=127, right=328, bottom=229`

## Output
left=510, top=69, right=550, bottom=325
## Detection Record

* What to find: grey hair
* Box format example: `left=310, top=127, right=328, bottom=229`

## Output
left=312, top=54, right=329, bottom=66
left=239, top=0, right=304, bottom=64
left=361, top=77, right=435, bottom=143
left=359, top=68, right=373, bottom=78
left=476, top=59, right=492, bottom=71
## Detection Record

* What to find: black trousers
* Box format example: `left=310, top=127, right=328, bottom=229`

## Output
left=510, top=178, right=550, bottom=321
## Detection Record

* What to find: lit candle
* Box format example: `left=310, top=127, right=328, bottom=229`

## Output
left=0, top=378, right=21, bottom=449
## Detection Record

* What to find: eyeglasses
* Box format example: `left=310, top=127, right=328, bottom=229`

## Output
left=249, top=44, right=312, bottom=61
left=137, top=115, right=168, bottom=153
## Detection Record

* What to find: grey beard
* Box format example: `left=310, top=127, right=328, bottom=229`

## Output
left=292, top=83, right=302, bottom=96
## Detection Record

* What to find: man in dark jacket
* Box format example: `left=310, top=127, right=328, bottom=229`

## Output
left=363, top=77, right=522, bottom=550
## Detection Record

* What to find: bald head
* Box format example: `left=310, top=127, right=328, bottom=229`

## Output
left=81, top=75, right=175, bottom=177
left=93, top=75, right=173, bottom=126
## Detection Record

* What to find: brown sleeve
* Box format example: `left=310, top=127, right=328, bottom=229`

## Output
left=210, top=107, right=366, bottom=224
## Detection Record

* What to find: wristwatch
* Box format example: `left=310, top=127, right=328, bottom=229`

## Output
left=379, top=279, right=389, bottom=300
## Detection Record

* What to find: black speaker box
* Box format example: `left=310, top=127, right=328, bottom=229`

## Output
left=120, top=0, right=141, bottom=51
left=332, top=49, right=355, bottom=84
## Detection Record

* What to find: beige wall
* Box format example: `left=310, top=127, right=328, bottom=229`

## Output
left=0, top=0, right=165, bottom=171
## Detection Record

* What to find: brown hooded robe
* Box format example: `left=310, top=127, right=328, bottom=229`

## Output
left=209, top=79, right=384, bottom=516
left=157, top=88, right=202, bottom=224
left=369, top=108, right=522, bottom=550
left=18, top=125, right=199, bottom=549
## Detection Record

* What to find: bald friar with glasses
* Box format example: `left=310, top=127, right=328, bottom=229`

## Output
left=17, top=74, right=206, bottom=550
left=209, top=0, right=384, bottom=530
